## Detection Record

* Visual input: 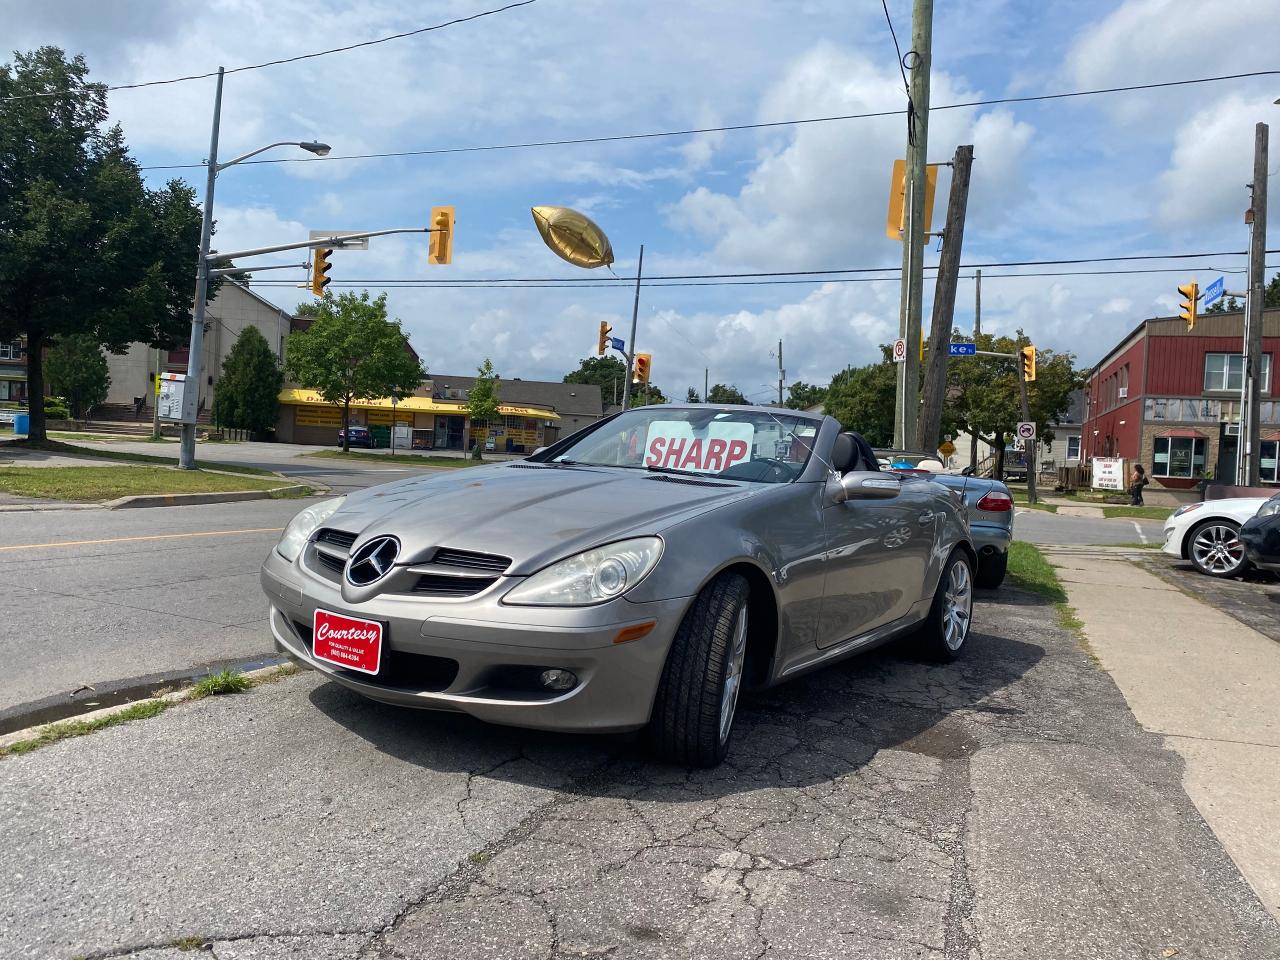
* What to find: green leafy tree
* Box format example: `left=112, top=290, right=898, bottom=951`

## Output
left=212, top=327, right=284, bottom=437
left=0, top=48, right=205, bottom=443
left=45, top=334, right=109, bottom=419
left=823, top=351, right=898, bottom=447
left=686, top=387, right=701, bottom=403
left=467, top=358, right=501, bottom=459
left=785, top=381, right=827, bottom=410
left=286, top=291, right=424, bottom=451
left=706, top=383, right=748, bottom=404
left=562, top=355, right=668, bottom=406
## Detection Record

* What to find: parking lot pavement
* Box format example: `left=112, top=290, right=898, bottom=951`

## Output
left=1139, top=552, right=1280, bottom=645
left=4, top=588, right=1277, bottom=960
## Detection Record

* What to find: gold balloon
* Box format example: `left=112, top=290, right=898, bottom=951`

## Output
left=531, top=206, right=615, bottom=269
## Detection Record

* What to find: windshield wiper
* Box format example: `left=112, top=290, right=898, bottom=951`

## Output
left=645, top=464, right=708, bottom=477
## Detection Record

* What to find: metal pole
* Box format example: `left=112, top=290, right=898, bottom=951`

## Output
left=151, top=348, right=162, bottom=439
left=777, top=339, right=784, bottom=405
left=390, top=397, right=397, bottom=455
left=1019, top=362, right=1037, bottom=505
left=919, top=144, right=974, bottom=451
left=179, top=66, right=224, bottom=470
left=704, top=368, right=709, bottom=404
left=621, top=245, right=643, bottom=410
left=970, top=269, right=980, bottom=470
left=1244, top=122, right=1269, bottom=486
left=894, top=0, right=933, bottom=451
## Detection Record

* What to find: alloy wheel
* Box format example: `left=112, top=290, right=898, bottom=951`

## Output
left=1191, top=523, right=1244, bottom=575
left=719, top=605, right=749, bottom=744
left=943, top=560, right=973, bottom=651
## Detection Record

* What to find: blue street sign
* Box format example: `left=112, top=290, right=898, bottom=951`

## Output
left=609, top=337, right=625, bottom=351
left=1202, top=276, right=1224, bottom=309
left=948, top=343, right=977, bottom=357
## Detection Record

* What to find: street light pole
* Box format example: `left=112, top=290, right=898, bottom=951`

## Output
left=620, top=244, right=644, bottom=410
left=178, top=67, right=225, bottom=470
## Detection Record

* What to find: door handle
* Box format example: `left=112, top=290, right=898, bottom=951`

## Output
left=917, top=511, right=935, bottom=525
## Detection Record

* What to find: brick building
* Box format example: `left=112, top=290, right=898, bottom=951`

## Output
left=1082, top=308, right=1280, bottom=493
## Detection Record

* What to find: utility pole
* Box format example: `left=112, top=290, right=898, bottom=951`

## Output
left=969, top=269, right=981, bottom=470
left=1243, top=122, right=1269, bottom=486
left=918, top=144, right=974, bottom=451
left=1019, top=363, right=1037, bottom=505
left=704, top=368, right=709, bottom=404
left=179, top=67, right=224, bottom=470
left=893, top=0, right=934, bottom=451
left=777, top=339, right=784, bottom=405
left=620, top=245, right=644, bottom=410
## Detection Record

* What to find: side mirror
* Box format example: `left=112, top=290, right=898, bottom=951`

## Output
left=961, top=465, right=975, bottom=476
left=833, top=470, right=902, bottom=503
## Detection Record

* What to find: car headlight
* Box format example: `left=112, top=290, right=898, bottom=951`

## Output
left=1258, top=499, right=1280, bottom=519
left=276, top=496, right=346, bottom=562
left=504, top=537, right=664, bottom=606
left=1171, top=503, right=1203, bottom=520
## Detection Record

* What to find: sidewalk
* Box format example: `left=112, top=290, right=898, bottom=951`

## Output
left=1045, top=548, right=1280, bottom=919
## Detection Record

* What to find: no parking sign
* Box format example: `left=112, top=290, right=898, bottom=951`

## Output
left=892, top=338, right=907, bottom=363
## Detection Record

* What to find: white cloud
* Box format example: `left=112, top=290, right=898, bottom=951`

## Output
left=1157, top=94, right=1265, bottom=227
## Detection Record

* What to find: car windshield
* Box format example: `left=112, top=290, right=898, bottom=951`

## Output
left=548, top=407, right=819, bottom=483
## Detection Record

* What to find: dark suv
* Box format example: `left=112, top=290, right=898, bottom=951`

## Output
left=337, top=426, right=375, bottom=448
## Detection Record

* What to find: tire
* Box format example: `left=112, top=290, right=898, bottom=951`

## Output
left=974, top=550, right=1008, bottom=590
left=1187, top=518, right=1249, bottom=578
left=646, top=572, right=751, bottom=768
left=917, top=551, right=975, bottom=662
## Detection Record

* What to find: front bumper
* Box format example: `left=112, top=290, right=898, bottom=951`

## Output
left=1161, top=522, right=1183, bottom=558
left=261, top=547, right=692, bottom=734
left=1238, top=515, right=1280, bottom=570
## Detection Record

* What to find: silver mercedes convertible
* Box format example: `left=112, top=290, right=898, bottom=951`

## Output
left=261, top=405, right=976, bottom=766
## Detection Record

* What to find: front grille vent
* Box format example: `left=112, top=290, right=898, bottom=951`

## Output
left=644, top=474, right=736, bottom=488
left=315, top=551, right=346, bottom=574
left=315, top=528, right=357, bottom=549
left=509, top=462, right=549, bottom=469
left=413, top=574, right=498, bottom=597
left=432, top=548, right=511, bottom=574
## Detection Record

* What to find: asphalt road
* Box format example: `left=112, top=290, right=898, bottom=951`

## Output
left=1014, top=507, right=1164, bottom=546
left=2, top=585, right=1275, bottom=959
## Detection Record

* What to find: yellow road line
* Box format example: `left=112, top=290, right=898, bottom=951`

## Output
left=0, top=527, right=285, bottom=552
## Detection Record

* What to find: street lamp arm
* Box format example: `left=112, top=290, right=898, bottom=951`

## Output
left=211, top=227, right=430, bottom=262
left=215, top=139, right=330, bottom=172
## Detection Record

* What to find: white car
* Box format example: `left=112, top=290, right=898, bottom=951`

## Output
left=1162, top=497, right=1270, bottom=577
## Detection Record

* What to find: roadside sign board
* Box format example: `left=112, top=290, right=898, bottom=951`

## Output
left=948, top=343, right=977, bottom=357
left=1016, top=421, right=1036, bottom=441
left=1202, top=275, right=1224, bottom=309
left=1092, top=457, right=1125, bottom=491
left=892, top=338, right=908, bottom=363
left=309, top=229, right=369, bottom=250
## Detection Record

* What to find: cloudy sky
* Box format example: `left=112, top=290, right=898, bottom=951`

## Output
left=6, top=0, right=1280, bottom=402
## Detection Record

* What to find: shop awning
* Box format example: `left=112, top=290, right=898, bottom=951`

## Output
left=1156, top=428, right=1208, bottom=439
left=277, top=388, right=558, bottom=420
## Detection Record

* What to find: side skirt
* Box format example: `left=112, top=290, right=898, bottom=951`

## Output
left=773, top=601, right=930, bottom=684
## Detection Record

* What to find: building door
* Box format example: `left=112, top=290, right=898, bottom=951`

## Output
left=1217, top=424, right=1238, bottom=482
left=434, top=416, right=465, bottom=450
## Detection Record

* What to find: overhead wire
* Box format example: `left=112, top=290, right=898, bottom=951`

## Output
left=133, top=69, right=1280, bottom=172
left=0, top=1, right=539, bottom=102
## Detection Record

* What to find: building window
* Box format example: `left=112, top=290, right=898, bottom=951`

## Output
left=0, top=341, right=21, bottom=360
left=1153, top=436, right=1207, bottom=478
left=1067, top=436, right=1081, bottom=461
left=1263, top=441, right=1279, bottom=483
left=1204, top=353, right=1271, bottom=392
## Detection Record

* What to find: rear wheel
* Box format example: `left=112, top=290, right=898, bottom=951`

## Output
left=974, top=550, right=1008, bottom=590
left=1188, top=519, right=1248, bottom=578
left=646, top=572, right=750, bottom=767
left=917, top=551, right=975, bottom=662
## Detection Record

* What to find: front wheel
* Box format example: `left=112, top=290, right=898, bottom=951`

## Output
left=917, top=551, right=975, bottom=662
left=1188, top=519, right=1248, bottom=578
left=646, top=572, right=750, bottom=767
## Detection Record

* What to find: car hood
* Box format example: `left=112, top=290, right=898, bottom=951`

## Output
left=325, top=462, right=762, bottom=574
left=1169, top=497, right=1270, bottom=526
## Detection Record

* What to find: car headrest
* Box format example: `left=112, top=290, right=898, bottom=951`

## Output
left=831, top=433, right=856, bottom=473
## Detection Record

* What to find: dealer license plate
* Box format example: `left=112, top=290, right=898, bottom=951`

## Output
left=312, top=609, right=383, bottom=675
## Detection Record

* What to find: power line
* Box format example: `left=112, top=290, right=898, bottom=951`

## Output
left=0, top=1, right=538, bottom=102
left=134, top=68, right=1280, bottom=172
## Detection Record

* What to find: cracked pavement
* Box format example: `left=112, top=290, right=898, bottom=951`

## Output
left=2, top=589, right=1277, bottom=959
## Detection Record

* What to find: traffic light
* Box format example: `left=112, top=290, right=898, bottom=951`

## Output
left=311, top=247, right=333, bottom=297
left=634, top=353, right=652, bottom=385
left=1020, top=345, right=1037, bottom=383
left=428, top=205, right=455, bottom=265
left=597, top=321, right=612, bottom=356
left=1178, top=281, right=1200, bottom=330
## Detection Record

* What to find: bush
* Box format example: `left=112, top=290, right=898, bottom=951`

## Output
left=44, top=396, right=70, bottom=420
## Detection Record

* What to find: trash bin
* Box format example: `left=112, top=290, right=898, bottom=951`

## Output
left=13, top=413, right=29, bottom=436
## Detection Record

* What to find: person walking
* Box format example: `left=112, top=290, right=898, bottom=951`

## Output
left=1129, top=463, right=1149, bottom=506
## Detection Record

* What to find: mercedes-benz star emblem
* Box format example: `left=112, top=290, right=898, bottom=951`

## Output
left=345, top=536, right=401, bottom=586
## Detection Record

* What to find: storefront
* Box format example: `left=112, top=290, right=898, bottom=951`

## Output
left=276, top=388, right=559, bottom=450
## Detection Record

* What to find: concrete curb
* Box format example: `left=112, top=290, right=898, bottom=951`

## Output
left=0, top=663, right=297, bottom=752
left=0, top=502, right=102, bottom=513
left=104, top=484, right=308, bottom=509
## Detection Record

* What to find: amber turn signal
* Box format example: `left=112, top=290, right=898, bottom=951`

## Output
left=613, top=621, right=657, bottom=644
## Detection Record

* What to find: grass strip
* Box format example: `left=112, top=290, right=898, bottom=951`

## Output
left=1007, top=541, right=1096, bottom=659
left=1102, top=505, right=1172, bottom=521
left=189, top=669, right=253, bottom=698
left=0, top=465, right=289, bottom=501
left=2, top=439, right=276, bottom=475
left=300, top=449, right=481, bottom=467
left=0, top=700, right=169, bottom=757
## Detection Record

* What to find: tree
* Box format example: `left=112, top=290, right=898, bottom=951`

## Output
left=0, top=48, right=204, bottom=443
left=467, top=358, right=501, bottom=459
left=212, top=327, right=284, bottom=437
left=286, top=291, right=424, bottom=451
left=706, top=383, right=748, bottom=404
left=685, top=387, right=701, bottom=402
left=1204, top=271, right=1280, bottom=314
left=823, top=356, right=897, bottom=447
left=45, top=334, right=109, bottom=419
left=785, top=381, right=827, bottom=411
left=564, top=356, right=628, bottom=406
